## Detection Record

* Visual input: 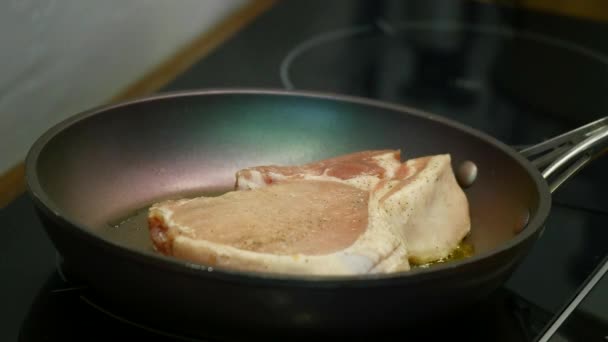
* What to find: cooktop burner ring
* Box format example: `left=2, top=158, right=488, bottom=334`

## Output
left=53, top=252, right=207, bottom=340
left=55, top=252, right=68, bottom=283
left=78, top=295, right=206, bottom=342
left=279, top=19, right=608, bottom=91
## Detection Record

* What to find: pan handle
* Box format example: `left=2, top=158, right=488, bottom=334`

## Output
left=518, top=116, right=608, bottom=193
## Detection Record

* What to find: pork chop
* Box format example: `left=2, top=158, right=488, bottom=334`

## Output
left=235, top=149, right=402, bottom=191
left=148, top=150, right=470, bottom=275
left=148, top=180, right=410, bottom=275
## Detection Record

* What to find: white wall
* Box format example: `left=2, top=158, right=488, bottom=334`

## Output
left=0, top=0, right=248, bottom=174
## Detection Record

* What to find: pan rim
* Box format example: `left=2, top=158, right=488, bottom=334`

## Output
left=24, top=87, right=552, bottom=286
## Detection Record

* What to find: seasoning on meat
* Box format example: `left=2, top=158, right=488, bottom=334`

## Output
left=149, top=180, right=409, bottom=275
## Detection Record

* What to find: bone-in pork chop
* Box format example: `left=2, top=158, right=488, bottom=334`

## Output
left=235, top=150, right=401, bottom=191
left=148, top=150, right=470, bottom=275
left=149, top=180, right=409, bottom=275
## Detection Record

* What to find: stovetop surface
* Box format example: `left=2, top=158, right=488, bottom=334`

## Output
left=3, top=0, right=608, bottom=341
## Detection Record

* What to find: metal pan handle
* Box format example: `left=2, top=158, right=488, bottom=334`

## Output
left=518, top=117, right=608, bottom=193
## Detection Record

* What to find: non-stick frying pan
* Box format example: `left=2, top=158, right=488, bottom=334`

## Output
left=25, top=89, right=608, bottom=339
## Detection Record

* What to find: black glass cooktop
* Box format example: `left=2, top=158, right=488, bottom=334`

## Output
left=3, top=0, right=608, bottom=341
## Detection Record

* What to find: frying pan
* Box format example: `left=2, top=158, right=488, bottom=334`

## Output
left=24, top=89, right=608, bottom=339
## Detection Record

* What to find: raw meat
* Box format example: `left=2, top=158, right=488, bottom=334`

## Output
left=235, top=149, right=402, bottom=191
left=147, top=150, right=471, bottom=275
left=148, top=180, right=409, bottom=275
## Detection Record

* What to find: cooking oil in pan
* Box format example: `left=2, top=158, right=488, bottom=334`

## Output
left=415, top=243, right=475, bottom=268
left=99, top=207, right=155, bottom=252
left=98, top=191, right=228, bottom=253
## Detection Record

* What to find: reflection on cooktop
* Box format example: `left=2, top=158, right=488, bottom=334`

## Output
left=506, top=205, right=608, bottom=314
left=542, top=258, right=608, bottom=342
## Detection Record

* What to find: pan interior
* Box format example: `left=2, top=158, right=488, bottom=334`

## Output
left=30, top=91, right=543, bottom=271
